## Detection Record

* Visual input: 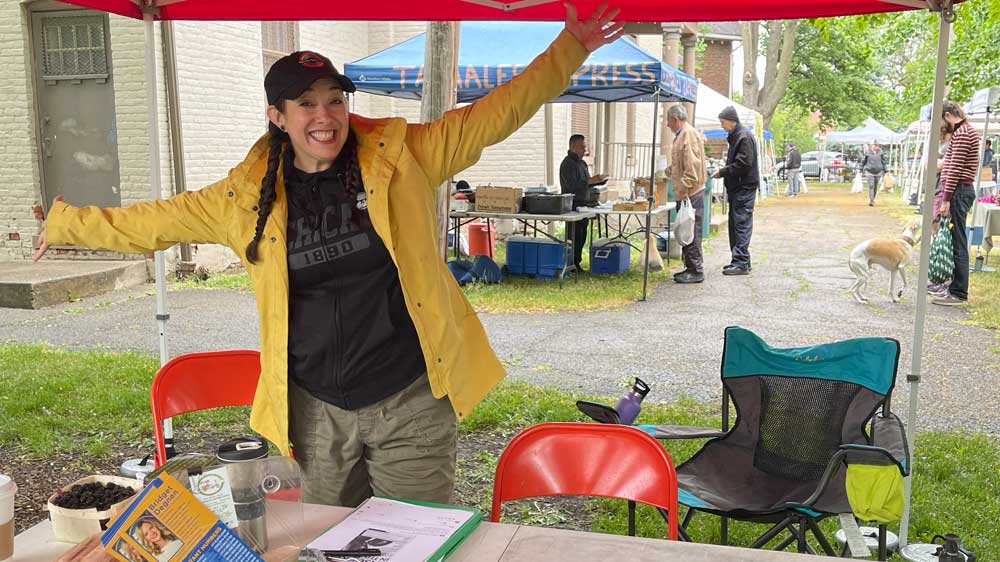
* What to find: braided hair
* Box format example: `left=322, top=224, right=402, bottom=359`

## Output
left=245, top=121, right=288, bottom=264
left=337, top=132, right=371, bottom=230
left=246, top=98, right=366, bottom=263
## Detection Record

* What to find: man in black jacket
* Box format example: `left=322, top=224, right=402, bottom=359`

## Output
left=784, top=143, right=801, bottom=196
left=560, top=134, right=606, bottom=271
left=861, top=143, right=887, bottom=206
left=711, top=106, right=758, bottom=275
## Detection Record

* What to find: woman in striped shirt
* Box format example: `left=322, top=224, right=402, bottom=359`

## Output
left=932, top=101, right=980, bottom=306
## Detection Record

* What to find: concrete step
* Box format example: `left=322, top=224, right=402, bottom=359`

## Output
left=0, top=260, right=148, bottom=309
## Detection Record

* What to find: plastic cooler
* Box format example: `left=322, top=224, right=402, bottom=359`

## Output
left=505, top=237, right=565, bottom=278
left=467, top=221, right=496, bottom=256
left=590, top=240, right=631, bottom=275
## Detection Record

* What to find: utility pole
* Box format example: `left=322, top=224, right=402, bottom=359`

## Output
left=421, top=22, right=460, bottom=259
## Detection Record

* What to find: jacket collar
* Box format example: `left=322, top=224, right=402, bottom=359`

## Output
left=239, top=115, right=406, bottom=195
left=351, top=115, right=406, bottom=169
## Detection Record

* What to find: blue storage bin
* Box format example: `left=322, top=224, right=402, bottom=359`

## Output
left=506, top=237, right=565, bottom=278
left=590, top=242, right=631, bottom=275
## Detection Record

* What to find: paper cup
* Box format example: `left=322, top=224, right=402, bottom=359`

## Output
left=0, top=474, right=16, bottom=562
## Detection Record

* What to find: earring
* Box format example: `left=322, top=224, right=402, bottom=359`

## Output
left=280, top=125, right=286, bottom=132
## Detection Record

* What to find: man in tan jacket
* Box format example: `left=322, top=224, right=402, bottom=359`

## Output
left=668, top=105, right=707, bottom=283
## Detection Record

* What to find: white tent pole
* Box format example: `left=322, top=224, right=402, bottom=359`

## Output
left=900, top=2, right=953, bottom=547
left=974, top=111, right=990, bottom=194
left=143, top=7, right=174, bottom=455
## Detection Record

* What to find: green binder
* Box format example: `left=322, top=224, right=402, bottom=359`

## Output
left=385, top=497, right=483, bottom=562
left=309, top=496, right=482, bottom=562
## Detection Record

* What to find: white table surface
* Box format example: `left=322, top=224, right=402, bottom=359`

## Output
left=15, top=501, right=842, bottom=562
left=582, top=203, right=676, bottom=216
left=449, top=210, right=595, bottom=222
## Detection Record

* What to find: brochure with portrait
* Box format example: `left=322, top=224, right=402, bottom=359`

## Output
left=100, top=471, right=264, bottom=562
left=305, top=497, right=481, bottom=562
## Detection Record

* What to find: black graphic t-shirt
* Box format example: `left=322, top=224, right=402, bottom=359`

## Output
left=284, top=150, right=425, bottom=410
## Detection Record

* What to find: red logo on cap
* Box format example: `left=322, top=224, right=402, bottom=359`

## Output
left=298, top=51, right=327, bottom=69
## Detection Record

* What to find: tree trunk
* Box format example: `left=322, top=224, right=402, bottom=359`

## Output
left=421, top=22, right=459, bottom=259
left=740, top=22, right=759, bottom=109
left=740, top=20, right=799, bottom=129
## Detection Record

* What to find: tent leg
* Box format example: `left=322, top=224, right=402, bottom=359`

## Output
left=900, top=3, right=954, bottom=548
left=143, top=8, right=173, bottom=456
left=641, top=93, right=660, bottom=302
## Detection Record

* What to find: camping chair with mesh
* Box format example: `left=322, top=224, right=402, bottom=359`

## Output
left=150, top=350, right=262, bottom=466
left=491, top=422, right=679, bottom=540
left=655, top=327, right=909, bottom=559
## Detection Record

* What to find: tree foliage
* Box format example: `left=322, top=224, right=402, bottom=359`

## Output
left=770, top=2, right=1000, bottom=148
left=784, top=18, right=890, bottom=130
left=770, top=105, right=819, bottom=154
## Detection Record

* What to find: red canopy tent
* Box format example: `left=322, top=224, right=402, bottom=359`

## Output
left=60, top=0, right=932, bottom=21
left=56, top=0, right=963, bottom=549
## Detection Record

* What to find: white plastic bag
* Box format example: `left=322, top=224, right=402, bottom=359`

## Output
left=673, top=198, right=696, bottom=246
left=851, top=172, right=863, bottom=193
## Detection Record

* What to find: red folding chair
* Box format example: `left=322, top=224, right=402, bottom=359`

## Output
left=150, top=350, right=261, bottom=466
left=491, top=422, right=679, bottom=540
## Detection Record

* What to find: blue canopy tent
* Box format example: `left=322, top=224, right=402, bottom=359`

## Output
left=347, top=22, right=697, bottom=300
left=345, top=21, right=697, bottom=104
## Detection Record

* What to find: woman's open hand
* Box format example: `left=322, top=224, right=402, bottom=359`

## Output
left=32, top=195, right=62, bottom=262
left=565, top=2, right=624, bottom=53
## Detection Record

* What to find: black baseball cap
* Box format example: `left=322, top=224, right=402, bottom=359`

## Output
left=265, top=50, right=356, bottom=105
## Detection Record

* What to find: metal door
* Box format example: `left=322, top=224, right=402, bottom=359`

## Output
left=32, top=10, right=121, bottom=209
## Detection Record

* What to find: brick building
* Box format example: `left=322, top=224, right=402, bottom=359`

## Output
left=1, top=2, right=734, bottom=271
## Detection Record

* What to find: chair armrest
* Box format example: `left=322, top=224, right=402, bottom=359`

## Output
left=650, top=425, right=727, bottom=440
left=790, top=442, right=907, bottom=510
left=841, top=444, right=908, bottom=476
left=870, top=412, right=910, bottom=476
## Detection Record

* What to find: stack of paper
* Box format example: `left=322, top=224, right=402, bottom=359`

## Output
left=306, top=498, right=481, bottom=562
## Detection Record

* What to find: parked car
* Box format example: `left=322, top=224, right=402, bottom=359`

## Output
left=777, top=151, right=855, bottom=180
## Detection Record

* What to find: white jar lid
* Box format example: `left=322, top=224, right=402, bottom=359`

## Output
left=0, top=474, right=14, bottom=495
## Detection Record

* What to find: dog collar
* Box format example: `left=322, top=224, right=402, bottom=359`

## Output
left=902, top=235, right=916, bottom=246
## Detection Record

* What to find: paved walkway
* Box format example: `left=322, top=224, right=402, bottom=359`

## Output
left=2, top=185, right=997, bottom=434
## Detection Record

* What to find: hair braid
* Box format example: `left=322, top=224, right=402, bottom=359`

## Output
left=245, top=126, right=287, bottom=264
left=340, top=133, right=370, bottom=229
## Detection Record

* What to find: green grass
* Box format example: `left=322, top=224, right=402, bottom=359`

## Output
left=172, top=272, right=251, bottom=291
left=0, top=343, right=250, bottom=456
left=168, top=236, right=674, bottom=313
left=968, top=268, right=1000, bottom=331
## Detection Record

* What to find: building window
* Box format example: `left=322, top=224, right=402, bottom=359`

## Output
left=571, top=103, right=590, bottom=137
left=39, top=13, right=109, bottom=81
left=262, top=21, right=299, bottom=74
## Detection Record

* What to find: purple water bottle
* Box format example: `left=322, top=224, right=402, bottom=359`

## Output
left=613, top=377, right=651, bottom=425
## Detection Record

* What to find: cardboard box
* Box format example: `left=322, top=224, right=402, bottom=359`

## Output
left=981, top=167, right=994, bottom=182
left=475, top=186, right=523, bottom=213
left=612, top=200, right=650, bottom=212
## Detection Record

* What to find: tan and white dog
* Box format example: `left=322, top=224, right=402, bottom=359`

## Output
left=849, top=221, right=920, bottom=304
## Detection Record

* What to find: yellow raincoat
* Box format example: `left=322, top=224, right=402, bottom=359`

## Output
left=47, top=31, right=589, bottom=455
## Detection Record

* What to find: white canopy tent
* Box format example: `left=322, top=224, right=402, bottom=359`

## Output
left=825, top=117, right=905, bottom=145
left=694, top=82, right=760, bottom=130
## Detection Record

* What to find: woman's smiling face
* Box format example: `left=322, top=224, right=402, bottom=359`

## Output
left=267, top=78, right=350, bottom=173
left=140, top=521, right=162, bottom=545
